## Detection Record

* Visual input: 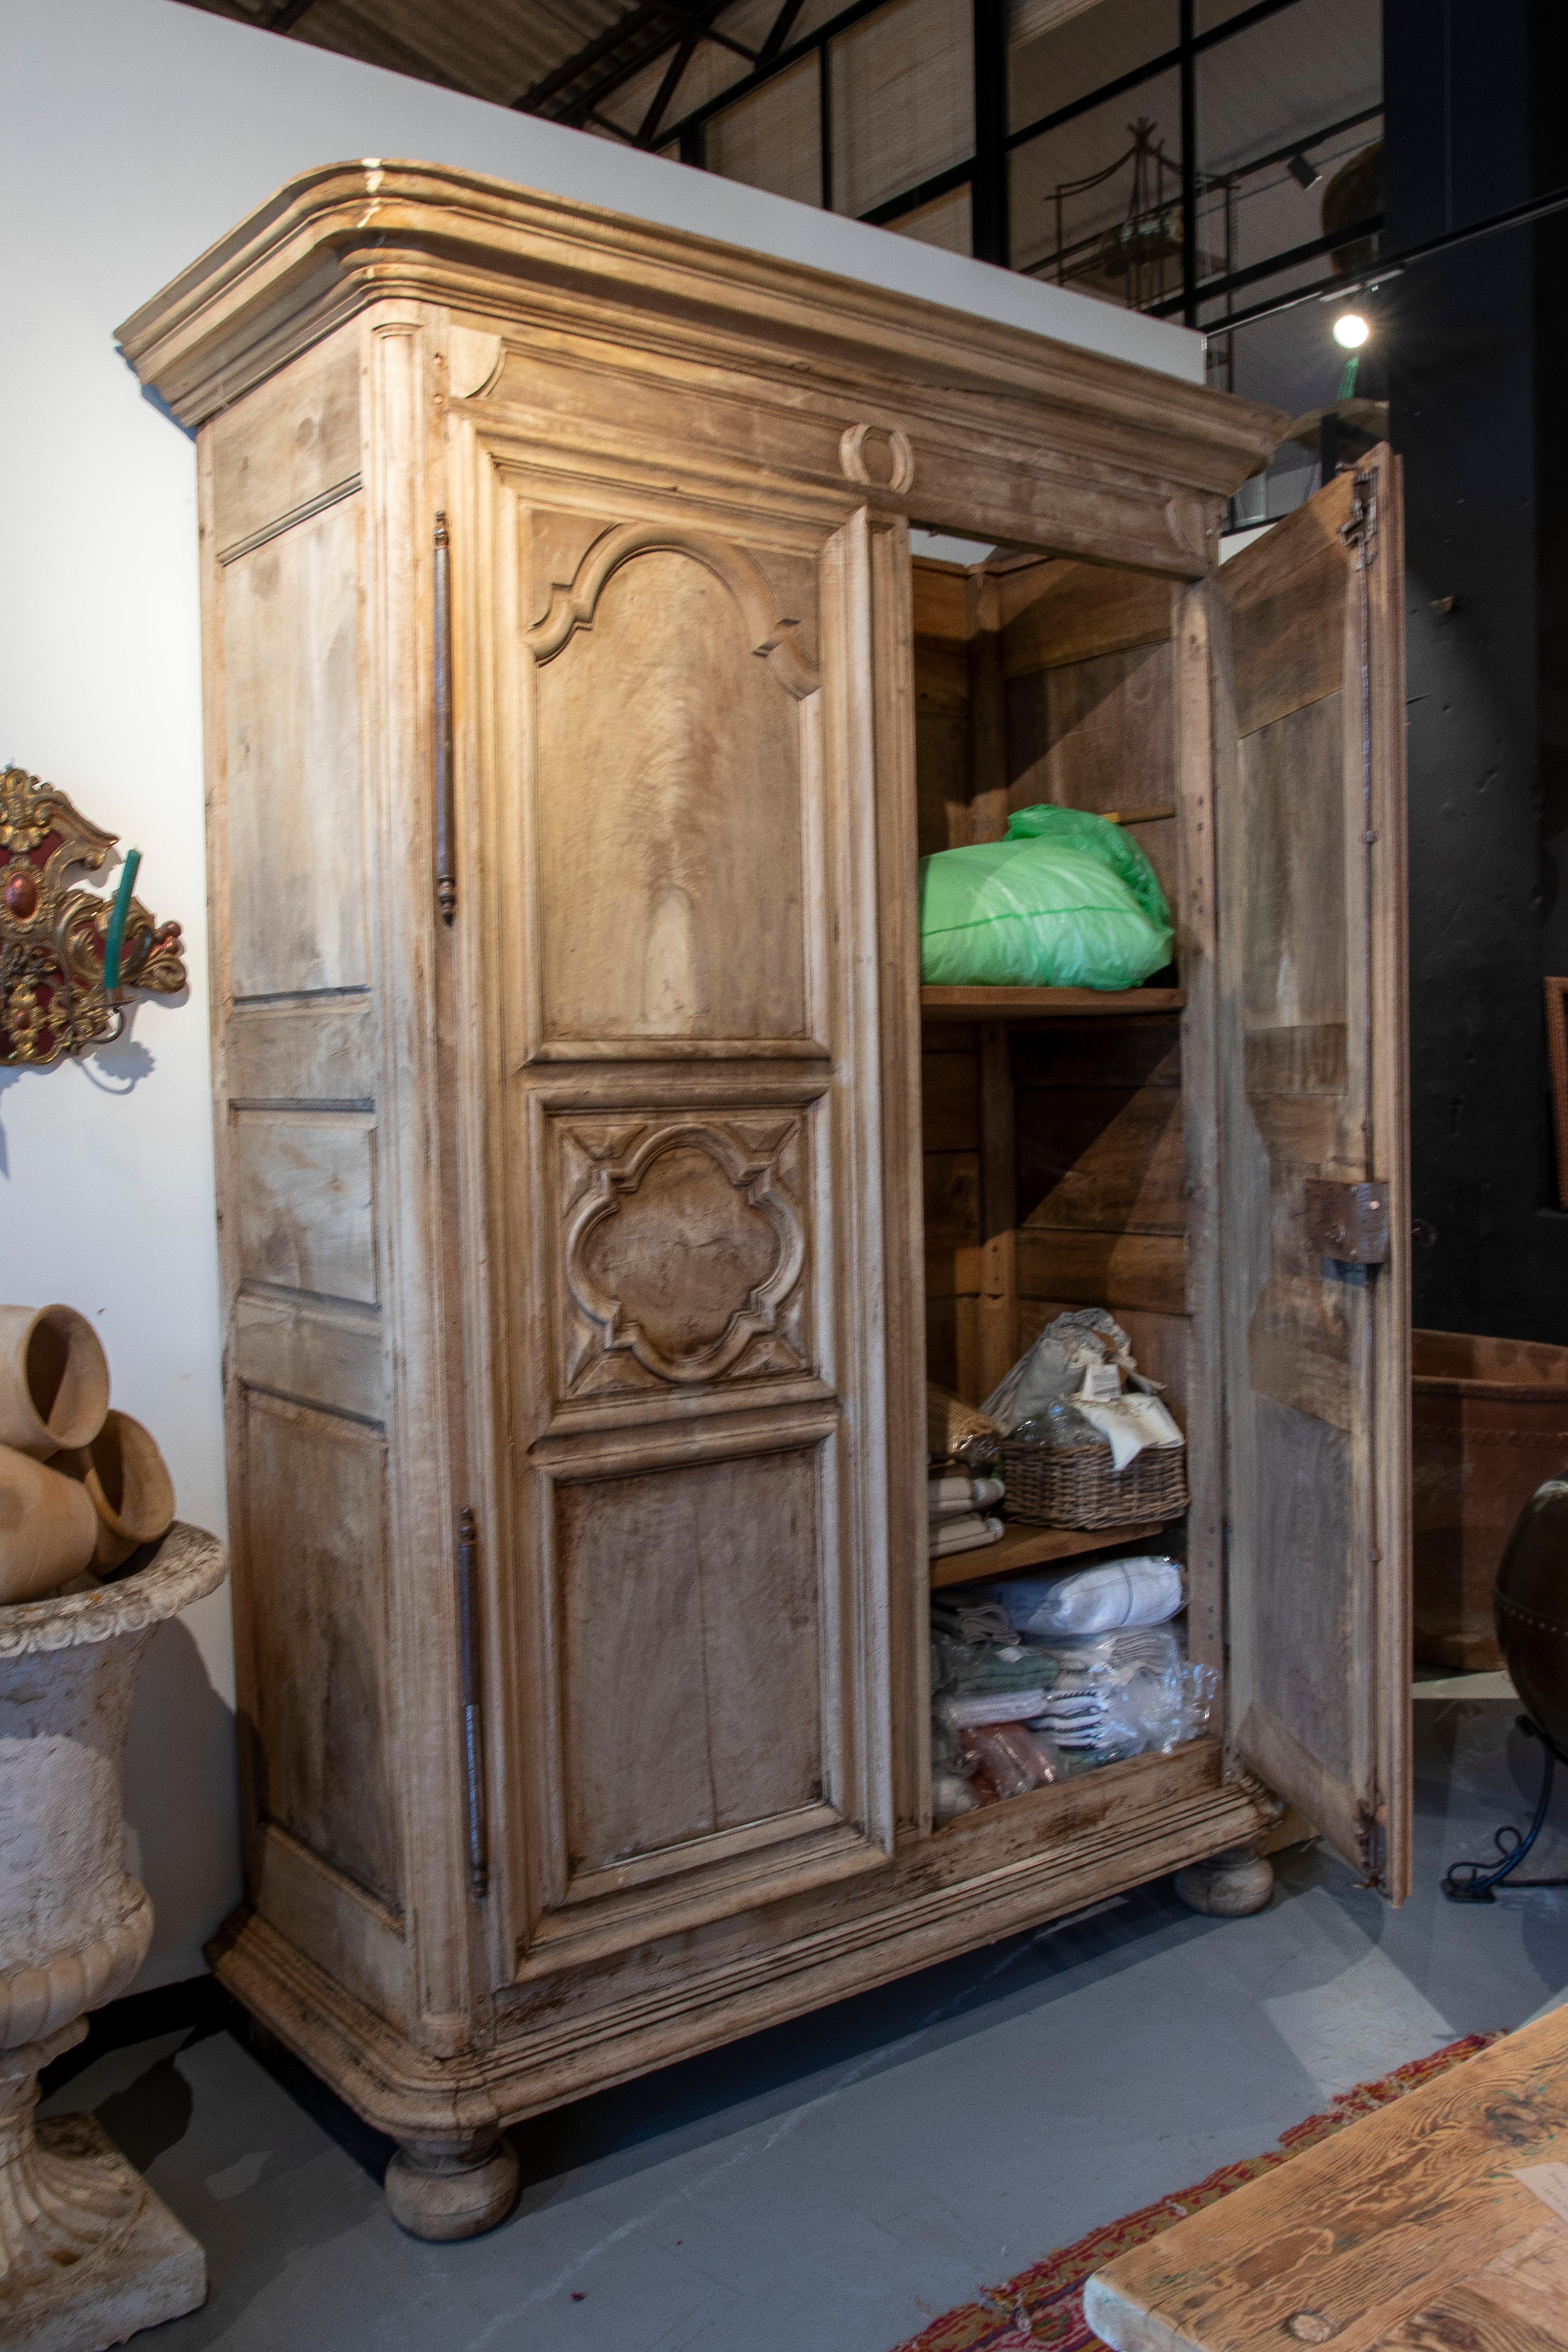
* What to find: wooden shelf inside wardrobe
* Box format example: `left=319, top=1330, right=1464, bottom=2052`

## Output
left=920, top=986, right=1186, bottom=1020
left=929, top=1517, right=1171, bottom=1590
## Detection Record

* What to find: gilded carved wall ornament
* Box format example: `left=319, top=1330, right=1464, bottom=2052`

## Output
left=0, top=768, right=186, bottom=1067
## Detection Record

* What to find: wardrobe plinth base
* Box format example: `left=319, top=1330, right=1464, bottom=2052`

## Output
left=209, top=1755, right=1284, bottom=2212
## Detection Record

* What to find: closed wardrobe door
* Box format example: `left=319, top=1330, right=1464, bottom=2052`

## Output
left=449, top=407, right=926, bottom=1989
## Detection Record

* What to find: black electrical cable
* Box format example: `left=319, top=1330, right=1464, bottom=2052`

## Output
left=1441, top=1718, right=1568, bottom=1903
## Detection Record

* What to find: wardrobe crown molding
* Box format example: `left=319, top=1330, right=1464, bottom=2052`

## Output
left=115, top=158, right=1283, bottom=528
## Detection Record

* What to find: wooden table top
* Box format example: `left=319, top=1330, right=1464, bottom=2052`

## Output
left=1084, top=2005, right=1568, bottom=2352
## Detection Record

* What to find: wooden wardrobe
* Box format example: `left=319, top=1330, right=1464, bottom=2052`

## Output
left=119, top=162, right=1412, bottom=2239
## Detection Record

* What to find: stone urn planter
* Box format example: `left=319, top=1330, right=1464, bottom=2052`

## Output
left=0, top=1522, right=225, bottom=2352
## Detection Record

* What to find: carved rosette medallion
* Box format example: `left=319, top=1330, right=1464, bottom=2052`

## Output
left=0, top=768, right=186, bottom=1066
left=559, top=1115, right=809, bottom=1394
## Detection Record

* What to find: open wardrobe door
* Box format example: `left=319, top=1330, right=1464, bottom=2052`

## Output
left=1213, top=451, right=1411, bottom=1898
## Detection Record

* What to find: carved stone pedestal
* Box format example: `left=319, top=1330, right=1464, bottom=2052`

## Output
left=0, top=1525, right=226, bottom=2350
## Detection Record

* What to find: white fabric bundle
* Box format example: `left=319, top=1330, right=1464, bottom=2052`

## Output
left=973, top=1555, right=1185, bottom=1635
left=982, top=1308, right=1161, bottom=1433
left=935, top=1686, right=1052, bottom=1730
left=1071, top=1393, right=1183, bottom=1472
left=929, top=1473, right=1006, bottom=1523
left=929, top=1512, right=1005, bottom=1559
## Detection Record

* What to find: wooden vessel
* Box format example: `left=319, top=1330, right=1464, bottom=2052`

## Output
left=117, top=162, right=1413, bottom=2236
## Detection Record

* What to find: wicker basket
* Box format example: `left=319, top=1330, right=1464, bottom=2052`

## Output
left=1000, top=1436, right=1187, bottom=1530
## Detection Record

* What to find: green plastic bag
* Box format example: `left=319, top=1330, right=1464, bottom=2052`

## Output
left=918, top=805, right=1173, bottom=991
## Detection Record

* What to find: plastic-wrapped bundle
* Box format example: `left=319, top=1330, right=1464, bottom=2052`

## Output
left=1018, top=1626, right=1218, bottom=1767
left=1022, top=1626, right=1176, bottom=1753
left=930, top=1603, right=1051, bottom=1731
left=930, top=1601, right=1053, bottom=1742
left=957, top=1722, right=1062, bottom=1804
left=931, top=1771, right=981, bottom=1823
left=931, top=1717, right=983, bottom=1824
left=927, top=1595, right=1214, bottom=1798
left=971, top=1555, right=1186, bottom=1637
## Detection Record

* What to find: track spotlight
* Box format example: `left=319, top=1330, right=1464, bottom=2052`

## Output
left=1287, top=151, right=1321, bottom=192
left=1332, top=311, right=1370, bottom=349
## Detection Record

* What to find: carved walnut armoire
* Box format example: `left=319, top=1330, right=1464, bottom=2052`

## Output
left=119, top=162, right=1412, bottom=2238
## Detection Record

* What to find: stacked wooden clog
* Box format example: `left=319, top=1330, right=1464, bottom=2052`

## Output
left=0, top=1304, right=175, bottom=1602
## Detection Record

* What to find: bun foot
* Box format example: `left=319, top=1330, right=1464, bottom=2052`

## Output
left=385, top=2131, right=519, bottom=2241
left=1174, top=1846, right=1275, bottom=1917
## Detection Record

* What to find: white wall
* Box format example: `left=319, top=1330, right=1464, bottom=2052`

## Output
left=2, top=0, right=1203, bottom=1990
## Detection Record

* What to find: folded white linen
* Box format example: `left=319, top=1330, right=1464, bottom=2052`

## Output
left=929, top=1512, right=1006, bottom=1559
left=935, top=1687, right=1051, bottom=1730
left=929, top=1474, right=1006, bottom=1520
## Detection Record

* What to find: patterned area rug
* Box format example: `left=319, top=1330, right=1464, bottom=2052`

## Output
left=886, top=2034, right=1499, bottom=2352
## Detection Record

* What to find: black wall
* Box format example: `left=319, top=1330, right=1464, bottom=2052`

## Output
left=1384, top=0, right=1568, bottom=1339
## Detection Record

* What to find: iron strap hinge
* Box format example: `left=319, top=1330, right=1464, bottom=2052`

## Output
left=1304, top=1176, right=1390, bottom=1265
left=1356, top=1798, right=1387, bottom=1891
left=457, top=1505, right=488, bottom=1901
left=1338, top=467, right=1379, bottom=569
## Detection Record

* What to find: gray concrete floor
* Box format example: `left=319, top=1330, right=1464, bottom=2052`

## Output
left=41, top=1697, right=1568, bottom=2352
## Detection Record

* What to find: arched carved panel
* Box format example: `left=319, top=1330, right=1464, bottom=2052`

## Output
left=557, top=1113, right=810, bottom=1394
left=527, top=523, right=818, bottom=699
left=526, top=533, right=818, bottom=1053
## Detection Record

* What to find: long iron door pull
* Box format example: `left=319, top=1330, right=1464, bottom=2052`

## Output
left=434, top=512, right=456, bottom=924
left=457, top=1506, right=488, bottom=1899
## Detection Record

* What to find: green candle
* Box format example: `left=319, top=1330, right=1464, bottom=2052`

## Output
left=102, top=848, right=141, bottom=994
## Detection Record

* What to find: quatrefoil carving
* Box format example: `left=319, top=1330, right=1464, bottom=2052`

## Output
left=563, top=1118, right=806, bottom=1386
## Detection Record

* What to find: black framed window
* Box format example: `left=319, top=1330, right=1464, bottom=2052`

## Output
left=550, top=0, right=1384, bottom=512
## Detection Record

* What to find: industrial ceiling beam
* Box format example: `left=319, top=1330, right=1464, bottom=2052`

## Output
left=513, top=0, right=720, bottom=119
left=639, top=32, right=699, bottom=143
left=757, top=0, right=807, bottom=65
left=557, top=3, right=742, bottom=128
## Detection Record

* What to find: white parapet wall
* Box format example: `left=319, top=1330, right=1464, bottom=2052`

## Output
left=1, top=0, right=1204, bottom=1988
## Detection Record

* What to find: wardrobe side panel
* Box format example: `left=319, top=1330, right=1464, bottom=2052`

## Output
left=204, top=331, right=407, bottom=2016
left=222, top=499, right=367, bottom=998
